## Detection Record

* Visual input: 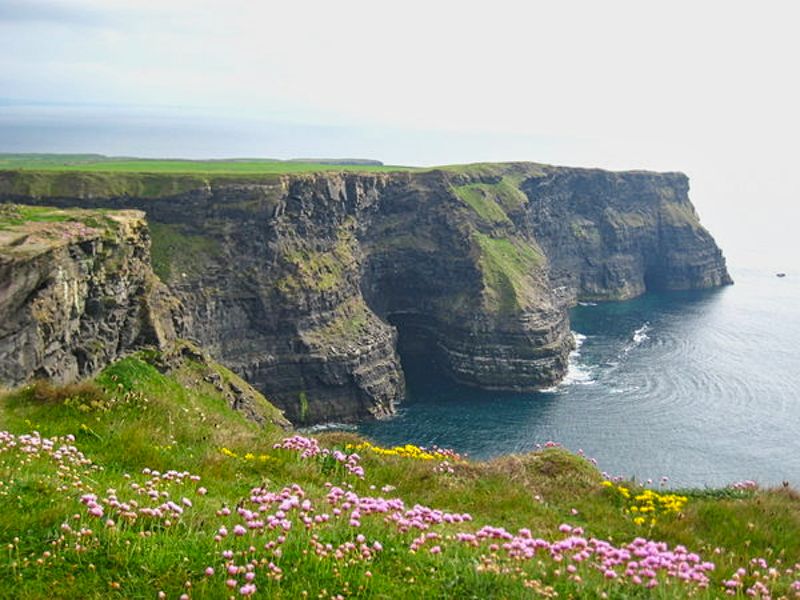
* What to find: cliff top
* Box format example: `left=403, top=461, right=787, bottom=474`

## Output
left=0, top=203, right=141, bottom=256
left=0, top=153, right=410, bottom=175
left=0, top=155, right=689, bottom=201
left=0, top=153, right=683, bottom=177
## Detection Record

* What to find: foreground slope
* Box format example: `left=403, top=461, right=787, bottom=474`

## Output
left=0, top=352, right=797, bottom=599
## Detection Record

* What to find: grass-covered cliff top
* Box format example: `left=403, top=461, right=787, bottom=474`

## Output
left=0, top=153, right=688, bottom=202
left=0, top=204, right=139, bottom=256
left=0, top=154, right=547, bottom=176
left=0, top=347, right=798, bottom=598
left=0, top=154, right=555, bottom=199
left=0, top=153, right=410, bottom=175
left=0, top=154, right=412, bottom=199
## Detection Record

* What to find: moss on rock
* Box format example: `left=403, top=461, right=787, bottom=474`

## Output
left=473, top=232, right=545, bottom=314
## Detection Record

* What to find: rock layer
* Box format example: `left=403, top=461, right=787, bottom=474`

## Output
left=0, top=163, right=731, bottom=423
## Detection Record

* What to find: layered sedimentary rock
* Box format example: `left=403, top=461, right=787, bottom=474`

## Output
left=0, top=205, right=178, bottom=387
left=0, top=162, right=731, bottom=423
left=518, top=168, right=733, bottom=300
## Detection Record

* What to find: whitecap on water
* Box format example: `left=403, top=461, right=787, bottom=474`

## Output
left=632, top=323, right=651, bottom=344
left=302, top=422, right=358, bottom=433
left=543, top=332, right=597, bottom=390
left=622, top=322, right=651, bottom=354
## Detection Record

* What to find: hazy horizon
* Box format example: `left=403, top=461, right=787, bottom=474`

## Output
left=3, top=0, right=799, bottom=271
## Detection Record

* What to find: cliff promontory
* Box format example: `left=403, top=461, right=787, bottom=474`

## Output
left=0, top=162, right=731, bottom=424
left=0, top=204, right=178, bottom=387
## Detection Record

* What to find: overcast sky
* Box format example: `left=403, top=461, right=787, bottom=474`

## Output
left=1, top=0, right=799, bottom=268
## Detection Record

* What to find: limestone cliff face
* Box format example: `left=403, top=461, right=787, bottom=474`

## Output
left=0, top=162, right=731, bottom=424
left=517, top=168, right=733, bottom=301
left=0, top=206, right=178, bottom=388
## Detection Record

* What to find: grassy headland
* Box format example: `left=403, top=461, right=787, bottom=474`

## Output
left=0, top=346, right=798, bottom=599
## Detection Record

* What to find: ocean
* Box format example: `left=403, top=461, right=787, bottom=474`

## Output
left=355, top=267, right=800, bottom=488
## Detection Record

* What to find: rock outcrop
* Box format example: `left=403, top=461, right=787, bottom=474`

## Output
left=0, top=205, right=179, bottom=388
left=0, top=162, right=731, bottom=424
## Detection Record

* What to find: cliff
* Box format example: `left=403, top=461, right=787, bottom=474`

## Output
left=0, top=204, right=178, bottom=387
left=0, top=162, right=731, bottom=423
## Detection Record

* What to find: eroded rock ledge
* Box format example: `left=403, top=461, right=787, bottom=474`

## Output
left=0, top=163, right=731, bottom=424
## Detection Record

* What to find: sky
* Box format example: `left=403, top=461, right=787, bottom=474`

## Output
left=1, top=0, right=799, bottom=269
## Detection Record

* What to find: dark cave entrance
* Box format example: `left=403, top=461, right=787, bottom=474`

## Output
left=643, top=266, right=668, bottom=292
left=387, top=313, right=448, bottom=377
left=359, top=246, right=471, bottom=387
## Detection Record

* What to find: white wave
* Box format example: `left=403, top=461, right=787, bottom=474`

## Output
left=573, top=332, right=587, bottom=350
left=561, top=361, right=597, bottom=386
left=622, top=322, right=651, bottom=354
left=543, top=331, right=596, bottom=391
left=633, top=323, right=651, bottom=344
left=578, top=301, right=598, bottom=306
left=302, top=422, right=357, bottom=433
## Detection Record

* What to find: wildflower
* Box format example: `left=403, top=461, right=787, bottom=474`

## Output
left=239, top=583, right=257, bottom=596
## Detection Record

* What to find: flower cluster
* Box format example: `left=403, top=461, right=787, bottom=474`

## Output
left=729, top=479, right=759, bottom=491
left=0, top=430, right=98, bottom=498
left=219, top=447, right=270, bottom=462
left=273, top=435, right=364, bottom=478
left=723, top=558, right=800, bottom=597
left=346, top=441, right=463, bottom=462
left=204, top=476, right=722, bottom=596
left=459, top=524, right=716, bottom=589
left=602, top=481, right=688, bottom=526
left=78, top=467, right=204, bottom=529
left=4, top=427, right=800, bottom=599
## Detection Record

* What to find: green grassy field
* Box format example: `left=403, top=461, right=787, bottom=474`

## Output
left=0, top=154, right=411, bottom=175
left=1, top=344, right=798, bottom=599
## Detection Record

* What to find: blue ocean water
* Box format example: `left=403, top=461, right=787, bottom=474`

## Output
left=355, top=267, right=800, bottom=488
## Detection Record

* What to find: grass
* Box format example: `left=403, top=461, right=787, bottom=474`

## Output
left=0, top=349, right=799, bottom=598
left=452, top=184, right=512, bottom=225
left=0, top=170, right=214, bottom=199
left=0, top=154, right=554, bottom=202
left=0, top=154, right=411, bottom=175
left=276, top=226, right=356, bottom=297
left=452, top=178, right=530, bottom=226
left=149, top=222, right=222, bottom=282
left=660, top=201, right=702, bottom=229
left=0, top=204, right=117, bottom=232
left=0, top=154, right=562, bottom=214
left=436, top=162, right=548, bottom=180
left=473, top=233, right=545, bottom=314
left=569, top=219, right=602, bottom=243
left=300, top=297, right=373, bottom=347
left=0, top=155, right=412, bottom=202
